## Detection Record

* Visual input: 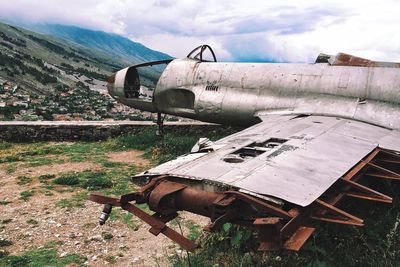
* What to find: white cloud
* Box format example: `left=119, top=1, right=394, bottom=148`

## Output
left=0, top=0, right=400, bottom=62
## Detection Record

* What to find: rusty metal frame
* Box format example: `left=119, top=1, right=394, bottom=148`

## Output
left=89, top=146, right=400, bottom=252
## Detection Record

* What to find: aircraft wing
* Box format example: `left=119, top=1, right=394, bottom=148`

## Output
left=91, top=115, right=400, bottom=251
left=144, top=115, right=400, bottom=207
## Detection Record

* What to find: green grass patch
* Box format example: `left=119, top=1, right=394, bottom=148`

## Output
left=5, top=165, right=16, bottom=174
left=101, top=232, right=113, bottom=241
left=114, top=127, right=235, bottom=164
left=0, top=239, right=12, bottom=247
left=56, top=192, right=88, bottom=209
left=0, top=250, right=9, bottom=258
left=26, top=219, right=38, bottom=225
left=0, top=199, right=11, bottom=205
left=38, top=174, right=56, bottom=183
left=53, top=171, right=113, bottom=190
left=1, top=219, right=12, bottom=224
left=0, top=242, right=86, bottom=267
left=0, top=142, right=12, bottom=150
left=186, top=221, right=203, bottom=241
left=19, top=190, right=35, bottom=201
left=105, top=255, right=116, bottom=264
left=53, top=175, right=80, bottom=186
left=16, top=176, right=32, bottom=185
left=109, top=209, right=140, bottom=230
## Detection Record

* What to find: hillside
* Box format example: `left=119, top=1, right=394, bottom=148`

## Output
left=32, top=24, right=173, bottom=65
left=0, top=22, right=171, bottom=121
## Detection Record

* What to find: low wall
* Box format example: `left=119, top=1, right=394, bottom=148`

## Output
left=0, top=121, right=235, bottom=142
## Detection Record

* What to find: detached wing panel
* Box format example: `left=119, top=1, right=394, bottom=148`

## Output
left=145, top=115, right=399, bottom=207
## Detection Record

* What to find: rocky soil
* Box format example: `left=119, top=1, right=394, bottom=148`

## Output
left=0, top=149, right=209, bottom=266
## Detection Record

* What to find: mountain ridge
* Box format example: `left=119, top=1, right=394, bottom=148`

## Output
left=30, top=24, right=173, bottom=65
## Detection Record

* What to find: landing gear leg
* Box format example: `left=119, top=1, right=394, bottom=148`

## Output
left=156, top=112, right=165, bottom=136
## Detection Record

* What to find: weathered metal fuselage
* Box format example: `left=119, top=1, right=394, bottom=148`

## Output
left=109, top=57, right=400, bottom=130
left=154, top=59, right=400, bottom=129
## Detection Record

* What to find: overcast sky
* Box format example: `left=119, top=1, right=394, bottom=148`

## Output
left=1, top=0, right=400, bottom=62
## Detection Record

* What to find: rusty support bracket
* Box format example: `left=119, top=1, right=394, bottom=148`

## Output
left=89, top=193, right=198, bottom=252
left=121, top=202, right=198, bottom=251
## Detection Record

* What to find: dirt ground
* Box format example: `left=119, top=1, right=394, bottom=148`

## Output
left=0, top=150, right=209, bottom=266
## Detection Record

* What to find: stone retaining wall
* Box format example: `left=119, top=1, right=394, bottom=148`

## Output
left=0, top=121, right=235, bottom=142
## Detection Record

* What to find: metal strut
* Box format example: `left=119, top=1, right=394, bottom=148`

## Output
left=156, top=112, right=165, bottom=136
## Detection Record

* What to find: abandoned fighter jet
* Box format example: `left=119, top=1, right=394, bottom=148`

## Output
left=90, top=45, right=400, bottom=251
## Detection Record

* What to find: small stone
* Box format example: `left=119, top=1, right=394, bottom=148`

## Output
left=91, top=255, right=98, bottom=261
left=60, top=252, right=68, bottom=257
left=54, top=234, right=60, bottom=237
left=56, top=223, right=62, bottom=227
left=132, top=256, right=140, bottom=263
left=48, top=220, right=56, bottom=224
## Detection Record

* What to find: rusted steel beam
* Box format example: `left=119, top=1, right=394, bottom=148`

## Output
left=342, top=147, right=381, bottom=181
left=366, top=172, right=400, bottom=180
left=282, top=227, right=315, bottom=251
left=340, top=178, right=392, bottom=203
left=380, top=149, right=400, bottom=160
left=254, top=218, right=282, bottom=251
left=280, top=209, right=308, bottom=239
left=365, top=161, right=400, bottom=178
left=121, top=202, right=198, bottom=251
left=311, top=199, right=364, bottom=226
left=89, top=193, right=123, bottom=206
left=89, top=193, right=198, bottom=251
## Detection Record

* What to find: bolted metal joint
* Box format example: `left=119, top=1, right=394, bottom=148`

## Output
left=99, top=204, right=113, bottom=225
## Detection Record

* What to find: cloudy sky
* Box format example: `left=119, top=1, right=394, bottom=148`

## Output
left=1, top=0, right=400, bottom=62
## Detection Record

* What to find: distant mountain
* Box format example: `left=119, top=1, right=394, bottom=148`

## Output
left=0, top=22, right=167, bottom=121
left=0, top=22, right=172, bottom=94
left=0, top=22, right=122, bottom=94
left=32, top=24, right=173, bottom=65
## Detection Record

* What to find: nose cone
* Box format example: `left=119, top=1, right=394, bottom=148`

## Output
left=107, top=72, right=117, bottom=99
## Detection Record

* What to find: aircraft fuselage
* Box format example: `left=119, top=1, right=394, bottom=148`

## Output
left=109, top=56, right=400, bottom=130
